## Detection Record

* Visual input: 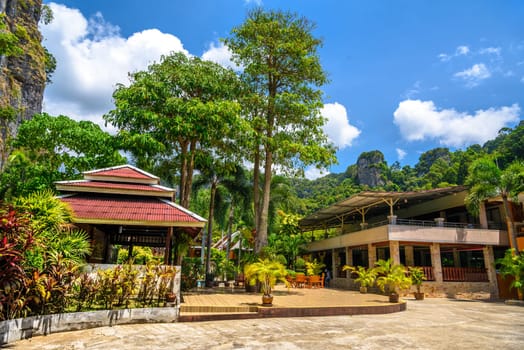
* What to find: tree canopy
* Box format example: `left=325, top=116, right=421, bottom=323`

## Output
left=104, top=52, right=244, bottom=208
left=0, top=113, right=125, bottom=198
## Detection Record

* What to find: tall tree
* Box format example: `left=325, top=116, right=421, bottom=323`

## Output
left=465, top=156, right=524, bottom=254
left=224, top=9, right=336, bottom=253
left=105, top=52, right=243, bottom=208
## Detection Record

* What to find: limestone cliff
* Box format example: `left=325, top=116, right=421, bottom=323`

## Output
left=0, top=0, right=46, bottom=168
left=356, top=150, right=386, bottom=187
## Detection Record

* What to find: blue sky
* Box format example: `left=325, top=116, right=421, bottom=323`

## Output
left=41, top=1, right=523, bottom=178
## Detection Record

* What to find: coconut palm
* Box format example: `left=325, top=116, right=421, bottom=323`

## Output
left=465, top=157, right=524, bottom=254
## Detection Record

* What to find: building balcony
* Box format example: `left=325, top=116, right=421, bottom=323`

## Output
left=306, top=219, right=508, bottom=252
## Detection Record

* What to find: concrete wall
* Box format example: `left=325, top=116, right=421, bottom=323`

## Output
left=0, top=307, right=179, bottom=345
left=307, top=226, right=388, bottom=252
left=388, top=225, right=508, bottom=245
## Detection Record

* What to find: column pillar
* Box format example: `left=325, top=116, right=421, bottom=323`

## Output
left=405, top=245, right=414, bottom=266
left=345, top=247, right=353, bottom=278
left=390, top=241, right=400, bottom=265
left=479, top=201, right=488, bottom=229
left=331, top=249, right=336, bottom=279
left=430, top=242, right=443, bottom=283
left=367, top=243, right=376, bottom=268
left=483, top=245, right=499, bottom=299
left=452, top=248, right=461, bottom=268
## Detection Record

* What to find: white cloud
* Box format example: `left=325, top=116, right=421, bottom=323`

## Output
left=304, top=167, right=329, bottom=180
left=320, top=103, right=361, bottom=149
left=201, top=41, right=240, bottom=70
left=454, top=63, right=491, bottom=87
left=40, top=3, right=188, bottom=127
left=393, top=100, right=520, bottom=147
left=456, top=45, right=470, bottom=56
left=438, top=53, right=451, bottom=62
left=396, top=148, right=407, bottom=160
left=479, top=47, right=501, bottom=56
left=244, top=0, right=263, bottom=5
left=438, top=45, right=469, bottom=61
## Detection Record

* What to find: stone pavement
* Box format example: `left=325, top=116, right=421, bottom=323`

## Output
left=11, top=297, right=524, bottom=349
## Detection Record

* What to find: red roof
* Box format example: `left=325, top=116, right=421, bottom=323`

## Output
left=84, top=165, right=158, bottom=182
left=57, top=180, right=169, bottom=193
left=60, top=194, right=205, bottom=226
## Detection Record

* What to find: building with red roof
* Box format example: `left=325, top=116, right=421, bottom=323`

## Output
left=56, top=164, right=206, bottom=264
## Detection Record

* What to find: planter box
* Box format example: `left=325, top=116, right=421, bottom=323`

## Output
left=0, top=306, right=179, bottom=345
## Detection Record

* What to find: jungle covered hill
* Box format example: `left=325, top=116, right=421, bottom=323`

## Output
left=291, top=121, right=524, bottom=215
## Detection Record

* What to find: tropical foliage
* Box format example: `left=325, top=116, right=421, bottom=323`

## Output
left=244, top=258, right=289, bottom=296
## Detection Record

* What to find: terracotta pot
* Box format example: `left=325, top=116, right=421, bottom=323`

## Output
left=359, top=286, right=368, bottom=293
left=414, top=292, right=425, bottom=300
left=389, top=293, right=399, bottom=303
left=262, top=294, right=273, bottom=306
left=165, top=293, right=177, bottom=303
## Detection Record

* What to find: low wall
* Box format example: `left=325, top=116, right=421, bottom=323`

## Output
left=331, top=277, right=493, bottom=299
left=0, top=306, right=179, bottom=345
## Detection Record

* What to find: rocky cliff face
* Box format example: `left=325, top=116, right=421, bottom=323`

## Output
left=0, top=0, right=46, bottom=167
left=356, top=150, right=386, bottom=187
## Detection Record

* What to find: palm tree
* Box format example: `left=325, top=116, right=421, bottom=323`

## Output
left=465, top=157, right=524, bottom=254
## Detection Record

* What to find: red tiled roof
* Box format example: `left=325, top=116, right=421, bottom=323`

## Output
left=84, top=165, right=158, bottom=181
left=58, top=181, right=168, bottom=193
left=60, top=194, right=205, bottom=226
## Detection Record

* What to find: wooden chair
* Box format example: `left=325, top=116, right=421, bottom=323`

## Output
left=234, top=273, right=245, bottom=287
left=295, top=274, right=307, bottom=288
left=308, top=275, right=323, bottom=288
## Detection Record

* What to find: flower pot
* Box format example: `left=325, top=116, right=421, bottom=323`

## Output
left=414, top=292, right=425, bottom=300
left=359, top=286, right=368, bottom=293
left=389, top=293, right=399, bottom=303
left=165, top=293, right=177, bottom=303
left=262, top=294, right=273, bottom=306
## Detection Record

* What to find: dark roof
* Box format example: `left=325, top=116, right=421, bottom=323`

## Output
left=299, top=186, right=467, bottom=230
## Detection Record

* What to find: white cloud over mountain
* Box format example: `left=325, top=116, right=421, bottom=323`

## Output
left=393, top=100, right=520, bottom=147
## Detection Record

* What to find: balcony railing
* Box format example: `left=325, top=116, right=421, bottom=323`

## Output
left=395, top=219, right=481, bottom=229
left=442, top=267, right=488, bottom=282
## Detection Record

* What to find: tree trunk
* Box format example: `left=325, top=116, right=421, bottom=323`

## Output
left=256, top=149, right=272, bottom=253
left=179, top=140, right=188, bottom=207
left=502, top=194, right=520, bottom=254
left=253, top=146, right=261, bottom=235
left=225, top=199, right=234, bottom=261
left=182, top=140, right=196, bottom=208
left=205, top=177, right=218, bottom=280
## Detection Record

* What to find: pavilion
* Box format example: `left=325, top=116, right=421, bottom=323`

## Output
left=56, top=164, right=206, bottom=265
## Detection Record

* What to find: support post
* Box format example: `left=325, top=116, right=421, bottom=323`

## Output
left=390, top=241, right=400, bottom=265
left=483, top=245, right=499, bottom=299
left=164, top=227, right=173, bottom=265
left=405, top=245, right=414, bottom=266
left=430, top=243, right=443, bottom=283
left=345, top=247, right=353, bottom=278
left=368, top=243, right=376, bottom=268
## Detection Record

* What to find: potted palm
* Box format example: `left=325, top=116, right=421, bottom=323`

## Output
left=496, top=248, right=524, bottom=300
left=342, top=265, right=376, bottom=293
left=409, top=266, right=426, bottom=300
left=374, top=259, right=412, bottom=303
left=244, top=258, right=290, bottom=306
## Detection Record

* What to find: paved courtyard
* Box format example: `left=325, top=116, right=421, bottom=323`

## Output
left=11, top=297, right=524, bottom=349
